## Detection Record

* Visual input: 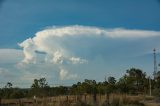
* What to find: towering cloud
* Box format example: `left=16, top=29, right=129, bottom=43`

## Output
left=19, top=38, right=36, bottom=64
left=19, top=25, right=160, bottom=80
left=19, top=25, right=160, bottom=64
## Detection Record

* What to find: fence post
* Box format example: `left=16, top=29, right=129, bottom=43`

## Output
left=0, top=97, right=1, bottom=106
left=93, top=85, right=97, bottom=105
left=99, top=94, right=101, bottom=103
left=18, top=99, right=22, bottom=106
left=75, top=95, right=77, bottom=102
left=33, top=95, right=37, bottom=105
left=84, top=93, right=87, bottom=103
left=66, top=95, right=68, bottom=103
left=107, top=93, right=109, bottom=106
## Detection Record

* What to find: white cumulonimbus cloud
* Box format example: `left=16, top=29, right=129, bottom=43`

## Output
left=19, top=25, right=160, bottom=80
left=19, top=38, right=36, bottom=64
left=19, top=25, right=160, bottom=64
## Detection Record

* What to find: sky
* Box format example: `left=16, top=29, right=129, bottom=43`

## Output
left=0, top=0, right=160, bottom=88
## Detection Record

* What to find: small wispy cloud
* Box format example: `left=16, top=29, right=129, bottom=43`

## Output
left=0, top=49, right=23, bottom=64
left=59, top=68, right=77, bottom=80
left=69, top=57, right=88, bottom=64
left=0, top=67, right=15, bottom=80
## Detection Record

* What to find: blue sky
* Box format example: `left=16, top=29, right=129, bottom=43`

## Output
left=0, top=0, right=160, bottom=87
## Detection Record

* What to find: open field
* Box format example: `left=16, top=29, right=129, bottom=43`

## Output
left=1, top=94, right=160, bottom=106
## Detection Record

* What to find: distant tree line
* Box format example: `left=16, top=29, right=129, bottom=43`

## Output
left=0, top=68, right=160, bottom=99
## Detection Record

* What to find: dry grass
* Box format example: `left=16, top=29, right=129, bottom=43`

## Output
left=144, top=103, right=160, bottom=106
left=1, top=94, right=160, bottom=106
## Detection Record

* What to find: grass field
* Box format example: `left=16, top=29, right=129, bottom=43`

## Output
left=1, top=94, right=160, bottom=106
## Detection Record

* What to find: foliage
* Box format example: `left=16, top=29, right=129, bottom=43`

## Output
left=30, top=78, right=50, bottom=97
left=0, top=82, right=26, bottom=99
left=0, top=67, right=160, bottom=99
left=152, top=71, right=160, bottom=96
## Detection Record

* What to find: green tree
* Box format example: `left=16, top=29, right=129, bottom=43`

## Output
left=122, top=68, right=146, bottom=94
left=153, top=71, right=160, bottom=96
left=30, top=78, right=50, bottom=97
left=1, top=82, right=13, bottom=98
left=117, top=75, right=129, bottom=93
left=5, top=82, right=12, bottom=88
left=10, top=88, right=25, bottom=99
left=108, top=76, right=116, bottom=84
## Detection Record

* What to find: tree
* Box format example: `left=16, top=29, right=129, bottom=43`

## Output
left=39, top=78, right=48, bottom=88
left=125, top=68, right=146, bottom=94
left=81, top=79, right=97, bottom=94
left=10, top=88, right=25, bottom=99
left=31, top=78, right=49, bottom=89
left=153, top=71, right=160, bottom=96
left=0, top=82, right=13, bottom=99
left=108, top=76, right=116, bottom=84
left=117, top=75, right=129, bottom=93
left=30, top=78, right=50, bottom=97
left=5, top=82, right=12, bottom=88
left=31, top=79, right=39, bottom=89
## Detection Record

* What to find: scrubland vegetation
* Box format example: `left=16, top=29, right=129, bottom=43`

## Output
left=1, top=68, right=160, bottom=106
